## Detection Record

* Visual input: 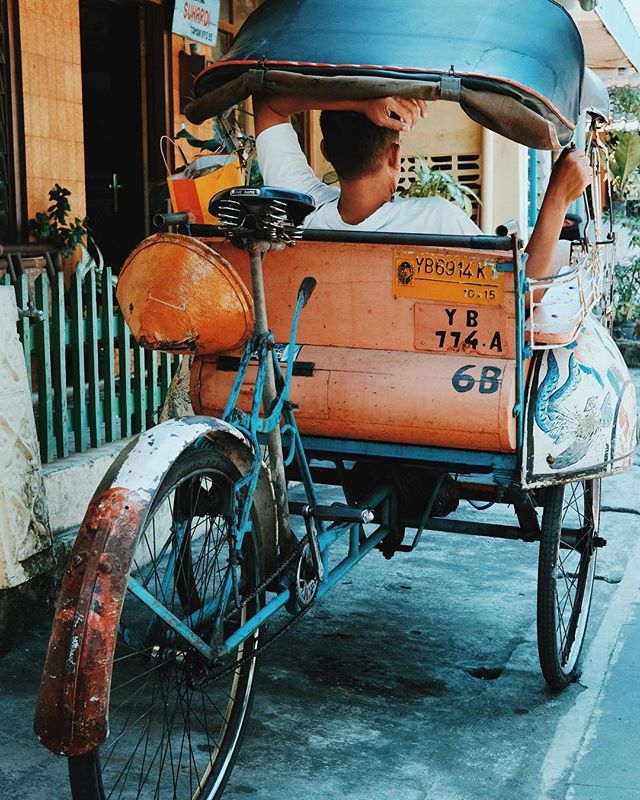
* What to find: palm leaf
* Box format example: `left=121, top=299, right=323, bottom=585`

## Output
left=610, top=133, right=640, bottom=194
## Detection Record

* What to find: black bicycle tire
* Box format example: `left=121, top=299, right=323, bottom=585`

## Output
left=537, top=480, right=599, bottom=691
left=68, top=444, right=263, bottom=800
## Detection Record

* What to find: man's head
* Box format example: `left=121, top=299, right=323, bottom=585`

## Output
left=319, top=111, right=401, bottom=190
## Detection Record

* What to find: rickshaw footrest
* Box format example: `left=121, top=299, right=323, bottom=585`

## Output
left=289, top=501, right=374, bottom=524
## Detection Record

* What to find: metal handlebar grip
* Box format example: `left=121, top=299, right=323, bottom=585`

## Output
left=153, top=211, right=191, bottom=228
left=495, top=220, right=520, bottom=237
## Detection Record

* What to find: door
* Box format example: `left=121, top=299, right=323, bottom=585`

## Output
left=80, top=0, right=166, bottom=270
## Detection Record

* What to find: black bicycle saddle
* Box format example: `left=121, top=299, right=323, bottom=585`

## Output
left=209, top=185, right=316, bottom=241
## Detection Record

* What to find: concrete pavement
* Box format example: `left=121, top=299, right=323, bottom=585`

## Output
left=567, top=594, right=640, bottom=800
left=1, top=380, right=640, bottom=799
left=544, top=549, right=640, bottom=800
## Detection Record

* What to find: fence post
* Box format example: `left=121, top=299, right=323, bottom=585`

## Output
left=102, top=268, right=117, bottom=442
left=34, top=274, right=55, bottom=463
left=145, top=350, right=159, bottom=427
left=133, top=344, right=146, bottom=433
left=70, top=271, right=87, bottom=453
left=160, top=352, right=172, bottom=397
left=85, top=270, right=101, bottom=449
left=118, top=315, right=132, bottom=438
left=51, top=272, right=69, bottom=458
left=14, top=274, right=31, bottom=388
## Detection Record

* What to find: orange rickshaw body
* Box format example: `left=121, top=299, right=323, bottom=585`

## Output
left=191, top=240, right=521, bottom=453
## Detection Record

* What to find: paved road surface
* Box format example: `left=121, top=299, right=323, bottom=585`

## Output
left=1, top=394, right=639, bottom=799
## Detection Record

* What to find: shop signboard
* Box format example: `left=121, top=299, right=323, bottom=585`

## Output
left=172, top=0, right=221, bottom=46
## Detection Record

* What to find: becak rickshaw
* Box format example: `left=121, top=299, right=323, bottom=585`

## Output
left=35, top=2, right=637, bottom=798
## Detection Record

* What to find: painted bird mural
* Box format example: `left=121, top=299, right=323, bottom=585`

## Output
left=535, top=351, right=613, bottom=470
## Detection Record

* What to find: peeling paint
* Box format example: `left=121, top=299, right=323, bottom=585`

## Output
left=113, top=417, right=247, bottom=496
left=34, top=414, right=269, bottom=757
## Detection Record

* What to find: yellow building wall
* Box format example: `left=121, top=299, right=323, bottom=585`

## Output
left=399, top=101, right=482, bottom=158
left=487, top=134, right=530, bottom=236
left=19, top=0, right=86, bottom=220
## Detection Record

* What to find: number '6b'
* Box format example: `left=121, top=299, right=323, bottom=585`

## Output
left=452, top=365, right=502, bottom=395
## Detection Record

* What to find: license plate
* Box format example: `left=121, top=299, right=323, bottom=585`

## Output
left=414, top=303, right=511, bottom=358
left=393, top=249, right=505, bottom=306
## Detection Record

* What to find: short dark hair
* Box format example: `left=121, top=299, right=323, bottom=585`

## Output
left=319, top=111, right=399, bottom=181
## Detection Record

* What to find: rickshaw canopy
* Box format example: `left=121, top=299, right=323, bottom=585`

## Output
left=187, top=0, right=610, bottom=150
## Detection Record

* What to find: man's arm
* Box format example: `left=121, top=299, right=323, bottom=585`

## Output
left=253, top=93, right=426, bottom=136
left=525, top=148, right=592, bottom=282
left=253, top=93, right=426, bottom=204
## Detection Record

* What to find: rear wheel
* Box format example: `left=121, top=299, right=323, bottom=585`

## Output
left=69, top=446, right=263, bottom=800
left=537, top=480, right=600, bottom=691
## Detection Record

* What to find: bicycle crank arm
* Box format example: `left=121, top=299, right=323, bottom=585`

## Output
left=301, top=505, right=325, bottom=582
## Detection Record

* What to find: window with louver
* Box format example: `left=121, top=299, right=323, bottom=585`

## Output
left=399, top=153, right=483, bottom=227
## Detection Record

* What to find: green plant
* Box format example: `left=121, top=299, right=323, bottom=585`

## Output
left=28, top=184, right=103, bottom=283
left=28, top=184, right=88, bottom=259
left=399, top=157, right=479, bottom=216
left=609, top=86, right=640, bottom=121
left=622, top=213, right=640, bottom=246
left=609, top=133, right=640, bottom=200
left=614, top=257, right=640, bottom=322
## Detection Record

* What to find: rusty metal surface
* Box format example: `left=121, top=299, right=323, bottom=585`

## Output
left=34, top=416, right=279, bottom=756
left=34, top=488, right=145, bottom=756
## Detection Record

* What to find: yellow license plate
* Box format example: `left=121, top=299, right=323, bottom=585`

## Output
left=393, top=250, right=505, bottom=306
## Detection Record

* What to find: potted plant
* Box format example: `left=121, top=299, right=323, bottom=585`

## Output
left=28, top=184, right=102, bottom=287
left=399, top=157, right=480, bottom=216
left=613, top=257, right=640, bottom=340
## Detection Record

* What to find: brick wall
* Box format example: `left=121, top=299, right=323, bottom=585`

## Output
left=19, top=0, right=86, bottom=220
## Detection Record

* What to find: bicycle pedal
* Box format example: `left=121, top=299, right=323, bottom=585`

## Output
left=301, top=505, right=324, bottom=582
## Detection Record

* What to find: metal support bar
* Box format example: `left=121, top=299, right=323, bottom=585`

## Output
left=126, top=578, right=214, bottom=660
left=315, top=525, right=390, bottom=600
left=289, top=501, right=374, bottom=524
left=248, top=241, right=293, bottom=555
left=299, top=435, right=518, bottom=477
left=397, top=473, right=446, bottom=552
left=513, top=237, right=527, bottom=457
left=413, top=518, right=539, bottom=542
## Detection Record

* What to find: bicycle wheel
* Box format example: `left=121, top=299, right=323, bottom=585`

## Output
left=537, top=479, right=600, bottom=691
left=68, top=446, right=263, bottom=800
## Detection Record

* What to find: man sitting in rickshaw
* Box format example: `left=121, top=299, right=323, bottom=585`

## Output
left=254, top=94, right=592, bottom=282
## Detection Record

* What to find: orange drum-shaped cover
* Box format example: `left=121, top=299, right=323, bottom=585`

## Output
left=117, top=233, right=255, bottom=355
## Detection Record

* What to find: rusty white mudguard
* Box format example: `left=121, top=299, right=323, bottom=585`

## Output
left=522, top=317, right=638, bottom=488
left=34, top=416, right=277, bottom=757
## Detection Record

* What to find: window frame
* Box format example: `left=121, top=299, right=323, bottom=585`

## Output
left=0, top=0, right=26, bottom=240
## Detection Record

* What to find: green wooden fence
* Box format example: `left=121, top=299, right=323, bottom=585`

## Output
left=4, top=268, right=181, bottom=463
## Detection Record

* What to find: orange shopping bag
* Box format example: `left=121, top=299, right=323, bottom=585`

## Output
left=161, top=137, right=243, bottom=224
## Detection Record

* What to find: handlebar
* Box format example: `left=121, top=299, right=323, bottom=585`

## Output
left=153, top=211, right=192, bottom=228
left=495, top=219, right=520, bottom=238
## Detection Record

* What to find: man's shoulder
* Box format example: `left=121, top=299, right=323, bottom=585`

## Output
left=390, top=195, right=481, bottom=234
left=393, top=195, right=459, bottom=212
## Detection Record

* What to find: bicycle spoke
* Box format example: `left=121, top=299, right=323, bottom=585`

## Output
left=93, top=454, right=261, bottom=799
left=539, top=480, right=599, bottom=689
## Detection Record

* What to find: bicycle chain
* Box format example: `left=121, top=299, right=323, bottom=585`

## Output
left=190, top=537, right=313, bottom=688
left=221, top=536, right=307, bottom=624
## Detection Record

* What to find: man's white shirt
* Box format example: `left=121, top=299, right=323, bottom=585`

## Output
left=256, top=123, right=482, bottom=235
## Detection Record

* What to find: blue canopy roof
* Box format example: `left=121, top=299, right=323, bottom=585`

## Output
left=187, top=0, right=609, bottom=149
